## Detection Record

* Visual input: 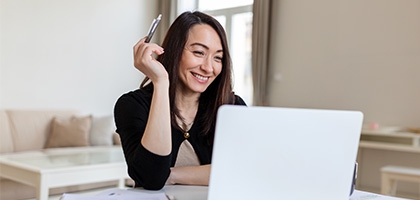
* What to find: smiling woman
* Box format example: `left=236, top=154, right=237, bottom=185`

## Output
left=114, top=11, right=246, bottom=190
left=178, top=25, right=223, bottom=93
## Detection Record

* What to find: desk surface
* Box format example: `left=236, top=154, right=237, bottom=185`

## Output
left=60, top=185, right=407, bottom=200
left=164, top=186, right=406, bottom=200
left=162, top=185, right=208, bottom=200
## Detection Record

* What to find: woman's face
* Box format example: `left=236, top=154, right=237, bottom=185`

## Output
left=178, top=24, right=223, bottom=95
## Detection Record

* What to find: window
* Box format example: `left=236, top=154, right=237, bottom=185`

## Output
left=197, top=0, right=254, bottom=105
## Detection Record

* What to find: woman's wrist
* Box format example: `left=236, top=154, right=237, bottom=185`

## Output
left=165, top=165, right=210, bottom=186
left=153, top=78, right=170, bottom=90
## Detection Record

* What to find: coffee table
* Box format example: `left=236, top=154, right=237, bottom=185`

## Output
left=0, top=146, right=129, bottom=200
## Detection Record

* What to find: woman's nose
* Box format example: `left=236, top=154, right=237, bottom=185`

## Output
left=200, top=57, right=213, bottom=73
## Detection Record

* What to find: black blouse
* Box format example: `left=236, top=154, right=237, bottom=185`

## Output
left=114, top=88, right=246, bottom=190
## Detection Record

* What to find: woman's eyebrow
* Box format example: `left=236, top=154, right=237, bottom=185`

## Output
left=190, top=42, right=223, bottom=53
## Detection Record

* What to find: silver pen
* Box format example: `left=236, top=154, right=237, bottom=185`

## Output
left=145, top=14, right=162, bottom=43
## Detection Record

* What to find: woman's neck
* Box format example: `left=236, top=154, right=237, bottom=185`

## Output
left=175, top=88, right=200, bottom=124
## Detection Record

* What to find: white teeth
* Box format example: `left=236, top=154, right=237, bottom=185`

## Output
left=193, top=73, right=208, bottom=81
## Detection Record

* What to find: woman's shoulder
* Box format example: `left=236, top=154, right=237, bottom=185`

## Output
left=233, top=94, right=247, bottom=106
left=115, top=87, right=153, bottom=109
left=121, top=86, right=153, bottom=99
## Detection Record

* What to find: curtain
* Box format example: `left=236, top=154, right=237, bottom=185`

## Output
left=158, top=0, right=197, bottom=44
left=157, top=0, right=179, bottom=44
left=251, top=0, right=272, bottom=106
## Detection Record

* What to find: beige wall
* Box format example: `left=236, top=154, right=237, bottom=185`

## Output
left=268, top=0, right=420, bottom=127
left=268, top=1, right=420, bottom=197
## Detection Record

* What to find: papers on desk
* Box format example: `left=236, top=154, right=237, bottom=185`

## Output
left=61, top=188, right=405, bottom=200
left=60, top=188, right=168, bottom=200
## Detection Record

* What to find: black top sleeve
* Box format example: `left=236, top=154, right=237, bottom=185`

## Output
left=114, top=89, right=171, bottom=190
left=114, top=88, right=246, bottom=190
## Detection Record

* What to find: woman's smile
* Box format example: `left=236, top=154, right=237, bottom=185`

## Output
left=191, top=72, right=209, bottom=83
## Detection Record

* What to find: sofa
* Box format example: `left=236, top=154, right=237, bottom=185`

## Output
left=0, top=109, right=124, bottom=200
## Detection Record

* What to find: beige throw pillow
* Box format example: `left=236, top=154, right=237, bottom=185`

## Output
left=45, top=115, right=92, bottom=148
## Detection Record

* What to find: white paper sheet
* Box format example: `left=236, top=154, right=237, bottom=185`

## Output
left=60, top=188, right=168, bottom=200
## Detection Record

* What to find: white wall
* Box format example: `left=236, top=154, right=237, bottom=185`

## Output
left=0, top=0, right=159, bottom=116
left=268, top=0, right=420, bottom=127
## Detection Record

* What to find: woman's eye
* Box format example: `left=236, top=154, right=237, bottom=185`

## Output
left=215, top=56, right=223, bottom=62
left=193, top=51, right=204, bottom=56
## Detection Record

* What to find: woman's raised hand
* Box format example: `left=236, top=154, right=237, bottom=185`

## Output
left=133, top=37, right=167, bottom=84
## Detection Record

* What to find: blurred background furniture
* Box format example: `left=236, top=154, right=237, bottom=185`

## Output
left=381, top=165, right=420, bottom=199
left=0, top=109, right=126, bottom=200
left=357, top=126, right=420, bottom=199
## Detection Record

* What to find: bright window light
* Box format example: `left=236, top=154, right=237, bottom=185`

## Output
left=198, top=0, right=253, bottom=11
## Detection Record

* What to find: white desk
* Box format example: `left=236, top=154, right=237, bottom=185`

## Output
left=161, top=185, right=208, bottom=200
left=0, top=146, right=129, bottom=200
left=165, top=186, right=406, bottom=200
left=59, top=185, right=406, bottom=200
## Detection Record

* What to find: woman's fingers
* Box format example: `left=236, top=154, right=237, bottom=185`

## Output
left=134, top=37, right=164, bottom=64
left=132, top=38, right=166, bottom=82
left=133, top=37, right=147, bottom=55
left=134, top=44, right=164, bottom=69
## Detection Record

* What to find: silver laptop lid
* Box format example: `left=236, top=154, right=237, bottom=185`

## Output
left=208, top=105, right=363, bottom=200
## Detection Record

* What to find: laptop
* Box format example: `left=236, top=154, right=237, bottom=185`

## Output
left=208, top=105, right=363, bottom=200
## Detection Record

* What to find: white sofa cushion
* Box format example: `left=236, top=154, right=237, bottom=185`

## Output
left=90, top=115, right=115, bottom=146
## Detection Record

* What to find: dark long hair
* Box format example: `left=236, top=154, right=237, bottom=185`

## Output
left=140, top=11, right=235, bottom=140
